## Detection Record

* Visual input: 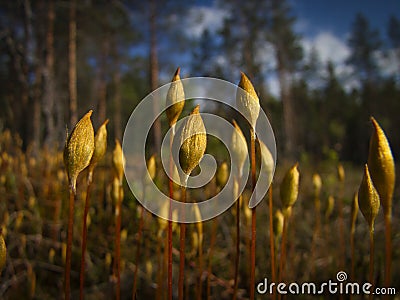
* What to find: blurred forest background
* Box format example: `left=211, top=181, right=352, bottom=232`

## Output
left=1, top=1, right=400, bottom=299
left=0, top=0, right=399, bottom=162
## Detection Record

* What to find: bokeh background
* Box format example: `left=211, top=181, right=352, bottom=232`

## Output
left=0, top=0, right=399, bottom=299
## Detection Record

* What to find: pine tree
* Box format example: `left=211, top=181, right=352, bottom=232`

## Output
left=268, top=0, right=303, bottom=157
left=347, top=13, right=381, bottom=83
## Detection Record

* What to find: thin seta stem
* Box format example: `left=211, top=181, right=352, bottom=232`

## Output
left=278, top=212, right=289, bottom=300
left=132, top=204, right=144, bottom=299
left=338, top=184, right=345, bottom=270
left=350, top=228, right=355, bottom=282
left=114, top=184, right=122, bottom=300
left=197, top=225, right=203, bottom=300
left=207, top=183, right=218, bottom=300
left=310, top=197, right=320, bottom=277
left=79, top=171, right=94, bottom=300
left=233, top=175, right=242, bottom=300
left=369, top=228, right=375, bottom=300
left=168, top=126, right=175, bottom=300
left=65, top=185, right=76, bottom=300
left=268, top=186, right=276, bottom=300
left=249, top=127, right=257, bottom=300
left=384, top=214, right=392, bottom=290
left=178, top=185, right=187, bottom=300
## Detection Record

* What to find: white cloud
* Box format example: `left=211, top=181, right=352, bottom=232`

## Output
left=267, top=75, right=280, bottom=98
left=256, top=42, right=277, bottom=73
left=183, top=6, right=228, bottom=39
left=301, top=31, right=361, bottom=91
left=303, top=31, right=350, bottom=65
left=375, top=49, right=399, bottom=77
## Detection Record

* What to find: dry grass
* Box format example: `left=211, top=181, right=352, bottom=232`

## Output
left=0, top=111, right=398, bottom=299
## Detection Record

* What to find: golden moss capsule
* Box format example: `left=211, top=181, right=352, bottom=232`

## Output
left=280, top=163, right=300, bottom=210
left=145, top=260, right=153, bottom=279
left=147, top=154, right=157, bottom=182
left=216, top=161, right=229, bottom=188
left=0, top=234, right=6, bottom=271
left=337, top=163, right=345, bottom=183
left=236, top=72, right=260, bottom=130
left=111, top=177, right=121, bottom=205
left=273, top=209, right=284, bottom=238
left=242, top=190, right=252, bottom=224
left=121, top=229, right=128, bottom=242
left=325, top=195, right=335, bottom=219
left=166, top=67, right=185, bottom=129
left=350, top=192, right=359, bottom=235
left=90, top=119, right=109, bottom=169
left=358, top=164, right=380, bottom=232
left=49, top=248, right=55, bottom=264
left=367, top=117, right=395, bottom=218
left=105, top=252, right=112, bottom=269
left=112, top=139, right=125, bottom=183
left=61, top=242, right=67, bottom=264
left=231, top=120, right=248, bottom=177
left=158, top=200, right=169, bottom=231
left=257, top=139, right=274, bottom=186
left=64, top=110, right=95, bottom=192
left=176, top=105, right=207, bottom=184
left=312, top=173, right=322, bottom=199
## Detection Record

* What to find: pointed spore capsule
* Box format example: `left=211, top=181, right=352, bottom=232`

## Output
left=358, top=164, right=380, bottom=232
left=367, top=117, right=395, bottom=218
left=175, top=105, right=207, bottom=185
left=166, top=67, right=185, bottom=129
left=63, top=110, right=95, bottom=193
left=236, top=72, right=260, bottom=130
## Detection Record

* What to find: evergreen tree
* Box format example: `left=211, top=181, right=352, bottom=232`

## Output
left=191, top=29, right=219, bottom=77
left=387, top=15, right=400, bottom=81
left=347, top=13, right=381, bottom=83
left=268, top=0, right=303, bottom=157
left=218, top=0, right=269, bottom=92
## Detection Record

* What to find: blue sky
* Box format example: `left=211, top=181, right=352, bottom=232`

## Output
left=178, top=0, right=400, bottom=95
left=292, top=0, right=400, bottom=39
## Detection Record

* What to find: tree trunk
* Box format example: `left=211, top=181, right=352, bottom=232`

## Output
left=96, top=36, right=110, bottom=127
left=68, top=0, right=78, bottom=127
left=149, top=0, right=161, bottom=152
left=113, top=62, right=122, bottom=140
left=31, top=1, right=43, bottom=155
left=21, top=0, right=32, bottom=148
left=110, top=34, right=122, bottom=140
left=32, top=65, right=42, bottom=155
left=43, top=0, right=56, bottom=148
left=276, top=48, right=296, bottom=157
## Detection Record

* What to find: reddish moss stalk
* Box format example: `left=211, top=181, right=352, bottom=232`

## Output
left=168, top=132, right=174, bottom=300
left=350, top=229, right=355, bottom=281
left=114, top=186, right=122, bottom=300
left=369, top=230, right=375, bottom=300
left=232, top=182, right=241, bottom=300
left=132, top=205, right=144, bottom=299
left=64, top=188, right=75, bottom=300
left=384, top=215, right=392, bottom=289
left=79, top=175, right=93, bottom=300
left=249, top=128, right=256, bottom=300
left=278, top=215, right=289, bottom=300
left=197, top=231, right=203, bottom=300
left=178, top=186, right=187, bottom=300
left=207, top=216, right=218, bottom=299
left=338, top=187, right=345, bottom=269
left=268, top=186, right=276, bottom=300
